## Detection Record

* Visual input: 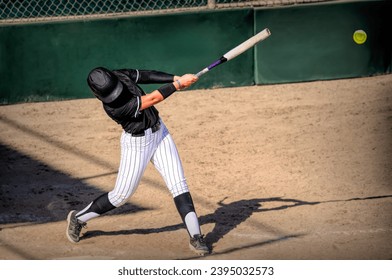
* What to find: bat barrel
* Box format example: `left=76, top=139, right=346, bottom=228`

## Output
left=195, top=28, right=271, bottom=78
left=223, top=28, right=271, bottom=61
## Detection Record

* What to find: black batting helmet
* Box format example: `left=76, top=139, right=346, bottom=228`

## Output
left=87, top=67, right=123, bottom=103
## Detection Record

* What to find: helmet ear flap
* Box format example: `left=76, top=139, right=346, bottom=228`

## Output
left=87, top=67, right=123, bottom=103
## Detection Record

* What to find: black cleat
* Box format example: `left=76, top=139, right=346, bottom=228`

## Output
left=66, top=210, right=86, bottom=243
left=189, top=234, right=210, bottom=255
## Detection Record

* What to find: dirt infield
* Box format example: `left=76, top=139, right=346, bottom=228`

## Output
left=0, top=75, right=391, bottom=260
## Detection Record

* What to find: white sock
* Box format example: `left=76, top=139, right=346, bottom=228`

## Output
left=76, top=202, right=100, bottom=222
left=184, top=212, right=201, bottom=237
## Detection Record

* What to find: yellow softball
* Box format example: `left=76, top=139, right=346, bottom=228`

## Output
left=353, top=30, right=367, bottom=45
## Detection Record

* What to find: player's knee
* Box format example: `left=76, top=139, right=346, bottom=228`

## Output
left=170, top=180, right=189, bottom=197
left=174, top=192, right=195, bottom=222
left=108, top=193, right=129, bottom=207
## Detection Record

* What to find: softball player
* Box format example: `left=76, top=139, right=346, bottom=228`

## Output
left=66, top=67, right=209, bottom=255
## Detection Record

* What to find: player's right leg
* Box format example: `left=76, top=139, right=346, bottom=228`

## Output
left=66, top=131, right=154, bottom=243
left=66, top=192, right=116, bottom=243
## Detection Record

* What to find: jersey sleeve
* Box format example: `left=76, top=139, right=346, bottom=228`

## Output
left=137, top=70, right=174, bottom=84
left=121, top=96, right=142, bottom=118
left=117, top=69, right=174, bottom=84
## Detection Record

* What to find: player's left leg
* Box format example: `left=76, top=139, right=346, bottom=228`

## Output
left=151, top=122, right=209, bottom=255
left=174, top=192, right=210, bottom=255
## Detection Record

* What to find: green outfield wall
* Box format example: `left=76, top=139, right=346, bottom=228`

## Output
left=0, top=0, right=390, bottom=104
left=255, top=0, right=392, bottom=84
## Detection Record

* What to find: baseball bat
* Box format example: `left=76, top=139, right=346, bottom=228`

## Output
left=195, top=28, right=271, bottom=77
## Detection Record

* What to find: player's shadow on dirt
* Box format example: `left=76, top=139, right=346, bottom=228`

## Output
left=82, top=197, right=312, bottom=240
left=81, top=194, right=392, bottom=256
left=201, top=197, right=313, bottom=246
left=199, top=195, right=392, bottom=251
left=0, top=142, right=149, bottom=225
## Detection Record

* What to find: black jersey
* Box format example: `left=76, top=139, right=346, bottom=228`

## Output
left=102, top=69, right=174, bottom=134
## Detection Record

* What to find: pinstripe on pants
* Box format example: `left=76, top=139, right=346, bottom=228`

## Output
left=108, top=120, right=189, bottom=207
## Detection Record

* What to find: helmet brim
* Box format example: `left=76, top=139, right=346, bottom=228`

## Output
left=96, top=79, right=123, bottom=104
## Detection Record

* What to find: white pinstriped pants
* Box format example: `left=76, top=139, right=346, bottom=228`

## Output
left=108, top=120, right=189, bottom=207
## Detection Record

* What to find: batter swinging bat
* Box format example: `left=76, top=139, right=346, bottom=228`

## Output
left=195, top=28, right=271, bottom=77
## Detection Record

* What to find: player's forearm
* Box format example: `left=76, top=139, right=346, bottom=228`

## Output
left=140, top=74, right=198, bottom=110
left=140, top=90, right=165, bottom=110
left=140, top=81, right=178, bottom=110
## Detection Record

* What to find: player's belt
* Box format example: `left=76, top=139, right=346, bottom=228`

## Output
left=131, top=120, right=161, bottom=137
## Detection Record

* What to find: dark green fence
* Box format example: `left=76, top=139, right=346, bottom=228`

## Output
left=0, top=9, right=254, bottom=104
left=0, top=0, right=390, bottom=104
left=255, top=0, right=392, bottom=84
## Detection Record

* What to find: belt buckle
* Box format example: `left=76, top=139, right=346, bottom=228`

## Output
left=132, top=131, right=145, bottom=137
left=132, top=121, right=160, bottom=137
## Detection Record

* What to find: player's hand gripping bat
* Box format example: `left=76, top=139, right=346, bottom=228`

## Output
left=195, top=28, right=271, bottom=77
